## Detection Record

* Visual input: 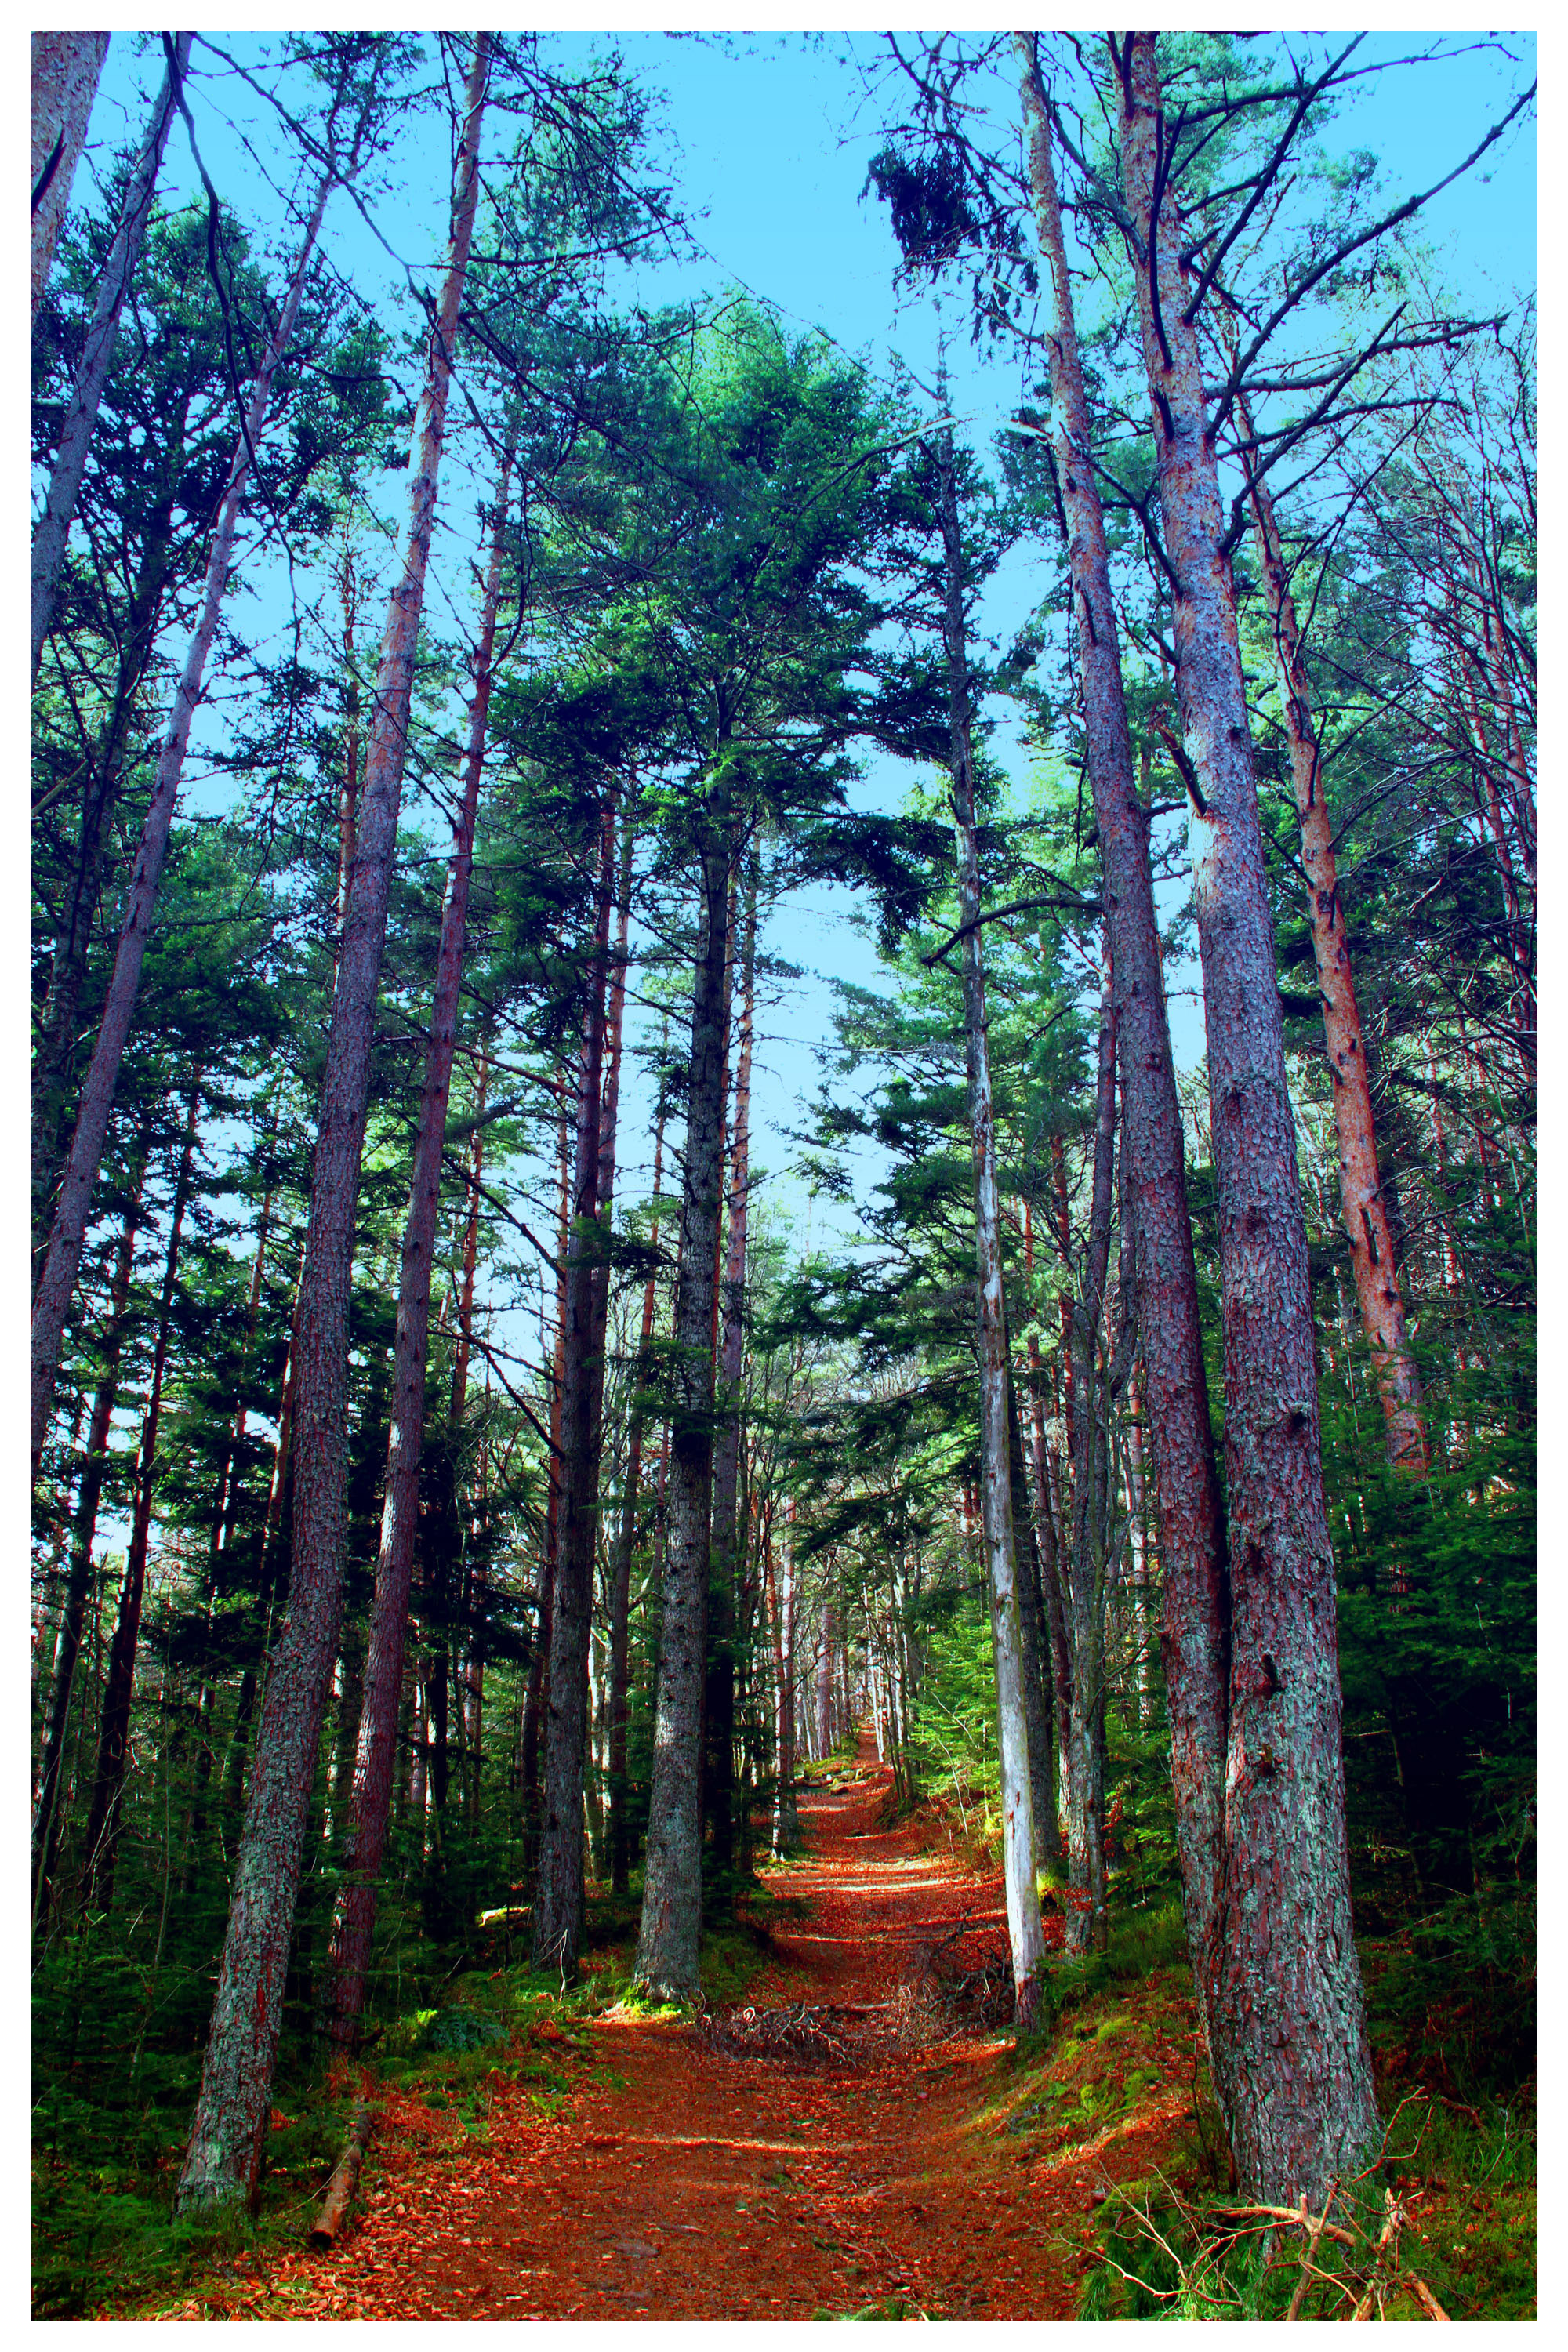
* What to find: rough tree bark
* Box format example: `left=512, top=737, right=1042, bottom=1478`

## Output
left=533, top=798, right=617, bottom=1976
left=1014, top=26, right=1230, bottom=2022
left=176, top=38, right=491, bottom=2211
left=1113, top=28, right=1379, bottom=2204
left=32, top=32, right=111, bottom=319
left=31, top=33, right=191, bottom=682
left=633, top=802, right=732, bottom=2001
left=324, top=434, right=513, bottom=2045
left=705, top=862, right=758, bottom=1904
left=31, top=157, right=336, bottom=1482
left=1231, top=361, right=1429, bottom=1471
left=935, top=423, right=1044, bottom=2024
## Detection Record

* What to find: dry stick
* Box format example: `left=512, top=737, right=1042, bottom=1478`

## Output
left=308, top=2101, right=376, bottom=2249
left=31, top=159, right=334, bottom=1483
left=176, top=37, right=492, bottom=2213
left=325, top=426, right=514, bottom=2046
left=933, top=417, right=1044, bottom=2026
left=31, top=33, right=190, bottom=680
left=1229, top=343, right=1429, bottom=1472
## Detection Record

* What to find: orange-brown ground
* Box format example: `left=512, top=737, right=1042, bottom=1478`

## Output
left=161, top=1737, right=1200, bottom=2321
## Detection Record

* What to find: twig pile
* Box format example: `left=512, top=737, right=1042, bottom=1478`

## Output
left=699, top=2002, right=855, bottom=2068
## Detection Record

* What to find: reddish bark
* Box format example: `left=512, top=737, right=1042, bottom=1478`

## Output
left=1114, top=30, right=1379, bottom=2203
left=325, top=436, right=512, bottom=2044
left=176, top=41, right=492, bottom=2211
left=31, top=33, right=190, bottom=681
left=1232, top=363, right=1429, bottom=1472
left=80, top=1083, right=200, bottom=1911
left=31, top=159, right=335, bottom=1480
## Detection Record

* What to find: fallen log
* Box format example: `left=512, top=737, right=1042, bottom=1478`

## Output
left=308, top=2100, right=375, bottom=2249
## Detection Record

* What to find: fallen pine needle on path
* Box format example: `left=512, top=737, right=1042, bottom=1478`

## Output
left=159, top=1733, right=1198, bottom=2321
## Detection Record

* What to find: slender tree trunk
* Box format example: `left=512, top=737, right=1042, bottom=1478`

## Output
left=1015, top=22, right=1231, bottom=2016
left=633, top=804, right=732, bottom=2000
left=705, top=864, right=757, bottom=1905
left=32, top=31, right=110, bottom=318
left=1114, top=29, right=1378, bottom=2203
left=79, top=1082, right=199, bottom=1911
left=1231, top=372, right=1429, bottom=1468
left=935, top=422, right=1044, bottom=2024
left=534, top=798, right=616, bottom=1976
left=324, top=434, right=512, bottom=2045
left=31, top=32, right=191, bottom=681
left=33, top=1162, right=145, bottom=1929
left=456, top=1059, right=489, bottom=1823
left=523, top=1105, right=572, bottom=1868
left=1063, top=942, right=1116, bottom=1958
left=336, top=528, right=362, bottom=945
left=176, top=43, right=491, bottom=2211
left=1022, top=1197, right=1073, bottom=1836
left=32, top=162, right=336, bottom=1480
left=1005, top=1367, right=1055, bottom=1865
left=610, top=1058, right=664, bottom=1896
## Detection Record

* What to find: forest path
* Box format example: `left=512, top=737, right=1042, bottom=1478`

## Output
left=237, top=1735, right=1194, bottom=2321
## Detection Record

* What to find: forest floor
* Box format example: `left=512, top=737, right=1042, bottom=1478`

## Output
left=149, top=1734, right=1205, bottom=2321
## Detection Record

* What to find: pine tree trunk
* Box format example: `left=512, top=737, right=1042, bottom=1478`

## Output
left=935, top=423, right=1045, bottom=2024
left=31, top=31, right=110, bottom=318
left=32, top=162, right=336, bottom=1480
left=1063, top=945, right=1116, bottom=1958
left=33, top=1163, right=145, bottom=1930
left=1022, top=1196, right=1073, bottom=1837
left=706, top=865, right=757, bottom=1906
left=324, top=435, right=512, bottom=2044
left=610, top=1057, right=664, bottom=1896
left=1232, top=367, right=1429, bottom=1470
left=1015, top=25, right=1231, bottom=2016
left=1005, top=1367, right=1055, bottom=1864
left=633, top=811, right=731, bottom=2000
left=80, top=1083, right=200, bottom=1911
left=534, top=799, right=617, bottom=1976
left=1113, top=29, right=1378, bottom=2204
left=31, top=32, right=190, bottom=681
left=176, top=43, right=491, bottom=2212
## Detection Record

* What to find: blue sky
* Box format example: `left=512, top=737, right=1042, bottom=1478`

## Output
left=52, top=27, right=1537, bottom=1313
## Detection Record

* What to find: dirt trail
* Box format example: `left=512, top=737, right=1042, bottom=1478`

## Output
left=216, top=1737, right=1196, bottom=2321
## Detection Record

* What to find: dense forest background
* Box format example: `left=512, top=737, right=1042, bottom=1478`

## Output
left=31, top=25, right=1533, bottom=2319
